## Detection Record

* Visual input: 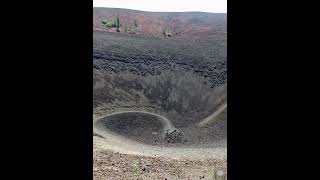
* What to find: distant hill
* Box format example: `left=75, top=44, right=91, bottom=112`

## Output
left=93, top=7, right=227, bottom=39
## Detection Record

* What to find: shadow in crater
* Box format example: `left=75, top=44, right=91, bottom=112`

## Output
left=95, top=111, right=169, bottom=145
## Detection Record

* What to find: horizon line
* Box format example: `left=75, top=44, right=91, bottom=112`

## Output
left=93, top=7, right=227, bottom=14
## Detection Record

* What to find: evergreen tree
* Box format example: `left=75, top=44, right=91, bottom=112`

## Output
left=116, top=15, right=120, bottom=32
left=116, top=15, right=120, bottom=28
left=113, top=20, right=116, bottom=27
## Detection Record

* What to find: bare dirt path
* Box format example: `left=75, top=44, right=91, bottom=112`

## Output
left=197, top=103, right=227, bottom=127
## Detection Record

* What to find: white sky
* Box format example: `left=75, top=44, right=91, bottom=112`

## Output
left=93, top=0, right=227, bottom=13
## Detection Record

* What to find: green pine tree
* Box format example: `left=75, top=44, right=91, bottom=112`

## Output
left=116, top=15, right=120, bottom=28
left=113, top=20, right=116, bottom=27
left=116, top=15, right=120, bottom=32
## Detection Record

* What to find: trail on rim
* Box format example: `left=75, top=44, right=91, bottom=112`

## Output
left=93, top=111, right=227, bottom=160
left=197, top=103, right=227, bottom=127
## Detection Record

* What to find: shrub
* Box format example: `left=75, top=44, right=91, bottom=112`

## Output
left=106, top=21, right=113, bottom=28
left=101, top=20, right=107, bottom=25
left=101, top=19, right=114, bottom=28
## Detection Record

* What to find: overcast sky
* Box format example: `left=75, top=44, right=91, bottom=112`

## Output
left=93, top=0, right=227, bottom=13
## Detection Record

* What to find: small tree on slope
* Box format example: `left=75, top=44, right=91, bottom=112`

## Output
left=116, top=15, right=120, bottom=32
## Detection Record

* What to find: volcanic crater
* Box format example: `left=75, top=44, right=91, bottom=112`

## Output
left=93, top=30, right=227, bottom=150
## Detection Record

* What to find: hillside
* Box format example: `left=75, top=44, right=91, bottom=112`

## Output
left=93, top=7, right=227, bottom=39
